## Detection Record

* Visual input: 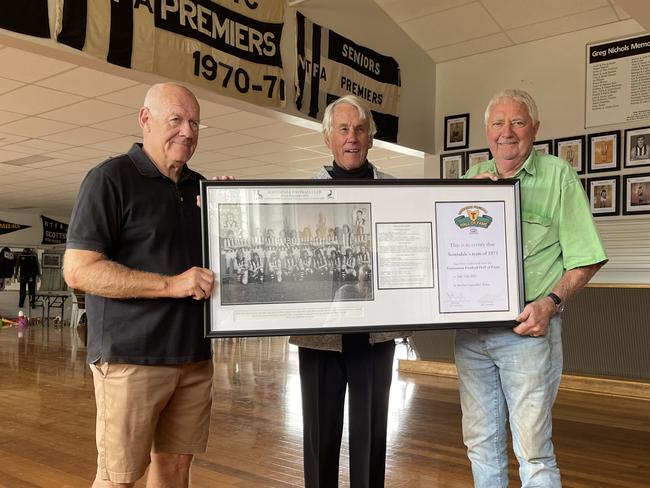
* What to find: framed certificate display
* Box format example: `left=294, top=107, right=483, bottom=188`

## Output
left=201, top=179, right=524, bottom=338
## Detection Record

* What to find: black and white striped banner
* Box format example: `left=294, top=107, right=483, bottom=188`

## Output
left=295, top=12, right=401, bottom=143
left=55, top=0, right=286, bottom=107
left=0, top=1, right=50, bottom=38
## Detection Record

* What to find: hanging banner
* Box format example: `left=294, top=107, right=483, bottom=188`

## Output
left=55, top=0, right=286, bottom=107
left=586, top=34, right=650, bottom=127
left=41, top=216, right=68, bottom=245
left=0, top=219, right=31, bottom=237
left=295, top=12, right=401, bottom=143
left=0, top=1, right=51, bottom=38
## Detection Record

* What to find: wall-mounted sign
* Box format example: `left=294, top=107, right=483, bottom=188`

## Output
left=56, top=0, right=286, bottom=107
left=586, top=34, right=650, bottom=128
left=295, top=12, right=401, bottom=143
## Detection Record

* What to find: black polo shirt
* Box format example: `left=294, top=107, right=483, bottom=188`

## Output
left=66, top=143, right=211, bottom=365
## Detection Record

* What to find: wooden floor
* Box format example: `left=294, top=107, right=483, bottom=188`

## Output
left=0, top=326, right=648, bottom=487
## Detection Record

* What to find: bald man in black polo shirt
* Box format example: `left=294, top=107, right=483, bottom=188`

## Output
left=64, top=83, right=221, bottom=488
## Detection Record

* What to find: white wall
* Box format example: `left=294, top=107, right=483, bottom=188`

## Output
left=435, top=19, right=645, bottom=151
left=433, top=20, right=650, bottom=283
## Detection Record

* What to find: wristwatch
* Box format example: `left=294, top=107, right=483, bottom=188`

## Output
left=547, top=292, right=565, bottom=313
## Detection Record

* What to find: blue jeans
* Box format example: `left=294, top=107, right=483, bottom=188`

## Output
left=454, top=316, right=563, bottom=488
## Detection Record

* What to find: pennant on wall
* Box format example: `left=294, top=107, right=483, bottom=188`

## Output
left=0, top=219, right=31, bottom=237
left=0, top=1, right=50, bottom=38
left=295, top=12, right=401, bottom=143
left=41, top=216, right=68, bottom=245
left=55, top=0, right=286, bottom=107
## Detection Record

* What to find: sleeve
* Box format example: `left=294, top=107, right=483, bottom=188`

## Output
left=558, top=176, right=608, bottom=270
left=66, top=164, right=121, bottom=257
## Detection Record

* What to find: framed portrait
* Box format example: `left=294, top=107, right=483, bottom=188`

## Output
left=533, top=139, right=553, bottom=155
left=440, top=152, right=465, bottom=179
left=587, top=175, right=619, bottom=217
left=624, top=127, right=650, bottom=168
left=444, top=113, right=469, bottom=150
left=588, top=131, right=620, bottom=173
left=41, top=253, right=61, bottom=269
left=201, top=179, right=525, bottom=338
left=466, top=148, right=492, bottom=169
left=622, top=173, right=650, bottom=215
left=554, top=135, right=585, bottom=174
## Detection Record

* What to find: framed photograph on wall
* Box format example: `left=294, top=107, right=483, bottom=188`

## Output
left=440, top=152, right=465, bottom=179
left=533, top=139, right=553, bottom=155
left=41, top=253, right=61, bottom=269
left=587, top=175, right=619, bottom=217
left=554, top=135, right=585, bottom=174
left=622, top=173, right=650, bottom=215
left=444, top=113, right=469, bottom=150
left=466, top=148, right=492, bottom=169
left=624, top=127, right=650, bottom=168
left=588, top=131, right=620, bottom=173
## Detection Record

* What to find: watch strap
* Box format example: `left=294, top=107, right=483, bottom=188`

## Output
left=547, top=292, right=562, bottom=306
left=547, top=292, right=564, bottom=312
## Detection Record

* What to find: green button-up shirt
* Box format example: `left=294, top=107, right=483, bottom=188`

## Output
left=465, top=150, right=607, bottom=302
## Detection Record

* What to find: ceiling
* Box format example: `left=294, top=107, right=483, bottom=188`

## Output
left=374, top=0, right=636, bottom=62
left=0, top=0, right=644, bottom=217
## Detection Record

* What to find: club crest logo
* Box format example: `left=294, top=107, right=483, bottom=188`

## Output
left=454, top=205, right=493, bottom=230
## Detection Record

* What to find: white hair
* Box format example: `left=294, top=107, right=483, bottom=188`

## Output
left=322, top=95, right=377, bottom=139
left=484, top=88, right=539, bottom=125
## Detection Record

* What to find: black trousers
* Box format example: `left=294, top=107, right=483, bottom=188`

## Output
left=298, top=334, right=396, bottom=488
left=18, top=277, right=35, bottom=308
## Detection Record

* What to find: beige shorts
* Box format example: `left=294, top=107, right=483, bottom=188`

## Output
left=90, top=360, right=213, bottom=483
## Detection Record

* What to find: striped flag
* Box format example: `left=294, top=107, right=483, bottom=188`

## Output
left=295, top=11, right=401, bottom=143
left=0, top=1, right=50, bottom=38
left=55, top=0, right=286, bottom=107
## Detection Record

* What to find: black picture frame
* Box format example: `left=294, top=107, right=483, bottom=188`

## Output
left=444, top=113, right=469, bottom=151
left=588, top=130, right=621, bottom=173
left=622, top=173, right=650, bottom=215
left=554, top=135, right=586, bottom=174
left=586, top=175, right=620, bottom=217
left=533, top=139, right=553, bottom=155
left=624, top=127, right=650, bottom=169
left=439, top=152, right=466, bottom=179
left=201, top=179, right=525, bottom=338
left=466, top=148, right=492, bottom=169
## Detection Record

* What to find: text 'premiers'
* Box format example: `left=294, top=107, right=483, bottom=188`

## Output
left=157, top=0, right=282, bottom=63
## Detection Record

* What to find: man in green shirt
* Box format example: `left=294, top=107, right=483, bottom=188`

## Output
left=455, top=89, right=607, bottom=488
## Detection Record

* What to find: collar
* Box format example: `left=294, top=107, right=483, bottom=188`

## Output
left=325, top=160, right=377, bottom=179
left=127, top=143, right=199, bottom=183
left=494, top=149, right=537, bottom=178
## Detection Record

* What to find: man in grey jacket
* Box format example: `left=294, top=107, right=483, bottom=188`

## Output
left=289, top=95, right=408, bottom=488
